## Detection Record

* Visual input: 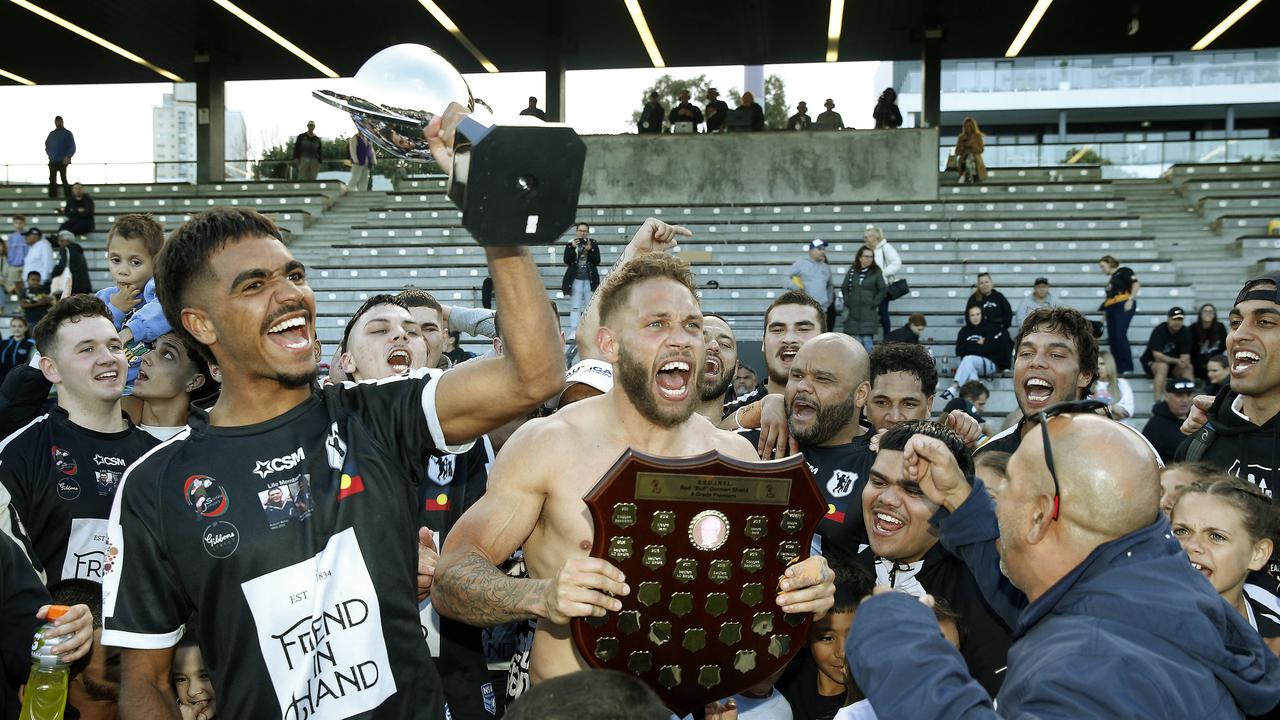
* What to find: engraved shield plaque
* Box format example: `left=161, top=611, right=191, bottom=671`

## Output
left=571, top=450, right=824, bottom=714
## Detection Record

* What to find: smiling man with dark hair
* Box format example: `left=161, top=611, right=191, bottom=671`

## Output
left=105, top=118, right=567, bottom=720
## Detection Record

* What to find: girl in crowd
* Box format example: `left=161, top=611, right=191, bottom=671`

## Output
left=1205, top=354, right=1230, bottom=397
left=1191, top=303, right=1227, bottom=382
left=1091, top=350, right=1135, bottom=423
left=1098, top=255, right=1141, bottom=375
left=840, top=246, right=886, bottom=353
left=1169, top=475, right=1280, bottom=646
left=953, top=118, right=986, bottom=184
left=862, top=225, right=902, bottom=339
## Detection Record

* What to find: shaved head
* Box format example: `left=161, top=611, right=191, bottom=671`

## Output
left=997, top=413, right=1161, bottom=601
left=785, top=333, right=871, bottom=447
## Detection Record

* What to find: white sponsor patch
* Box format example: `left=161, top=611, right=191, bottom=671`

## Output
left=241, top=528, right=396, bottom=719
left=826, top=469, right=858, bottom=498
left=63, top=517, right=110, bottom=581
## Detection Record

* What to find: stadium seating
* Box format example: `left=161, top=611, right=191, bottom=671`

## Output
left=8, top=161, right=1280, bottom=425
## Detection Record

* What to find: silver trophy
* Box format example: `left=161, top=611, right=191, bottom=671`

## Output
left=315, top=44, right=586, bottom=246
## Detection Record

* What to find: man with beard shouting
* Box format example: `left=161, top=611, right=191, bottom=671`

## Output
left=739, top=333, right=874, bottom=569
left=433, top=253, right=836, bottom=686
left=694, top=313, right=739, bottom=421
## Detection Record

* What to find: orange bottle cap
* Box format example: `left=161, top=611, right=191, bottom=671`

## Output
left=46, top=605, right=70, bottom=620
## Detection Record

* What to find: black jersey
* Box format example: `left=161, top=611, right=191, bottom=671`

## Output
left=740, top=430, right=873, bottom=570
left=417, top=437, right=499, bottom=719
left=103, top=368, right=467, bottom=720
left=0, top=408, right=157, bottom=584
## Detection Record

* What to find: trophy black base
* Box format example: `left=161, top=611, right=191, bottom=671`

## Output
left=450, top=119, right=587, bottom=247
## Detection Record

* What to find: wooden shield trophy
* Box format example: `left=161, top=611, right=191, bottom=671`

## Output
left=571, top=450, right=825, bottom=715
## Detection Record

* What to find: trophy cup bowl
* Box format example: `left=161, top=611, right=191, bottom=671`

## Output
left=314, top=44, right=586, bottom=246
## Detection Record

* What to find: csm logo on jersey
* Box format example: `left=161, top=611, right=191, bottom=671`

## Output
left=93, top=454, right=126, bottom=468
left=254, top=448, right=306, bottom=479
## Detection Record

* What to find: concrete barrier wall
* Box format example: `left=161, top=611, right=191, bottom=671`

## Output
left=578, top=128, right=939, bottom=206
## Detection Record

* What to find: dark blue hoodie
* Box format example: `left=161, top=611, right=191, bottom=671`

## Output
left=847, top=480, right=1280, bottom=719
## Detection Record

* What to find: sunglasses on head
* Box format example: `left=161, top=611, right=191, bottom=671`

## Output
left=1025, top=398, right=1112, bottom=521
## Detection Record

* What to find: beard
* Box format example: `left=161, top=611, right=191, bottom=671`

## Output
left=273, top=366, right=319, bottom=389
left=789, top=393, right=859, bottom=446
left=616, top=345, right=696, bottom=429
left=698, top=369, right=733, bottom=402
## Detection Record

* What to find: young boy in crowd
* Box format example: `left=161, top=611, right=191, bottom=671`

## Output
left=18, top=271, right=53, bottom=326
left=49, top=578, right=119, bottom=720
left=93, top=214, right=171, bottom=391
left=780, top=566, right=869, bottom=720
left=171, top=629, right=216, bottom=720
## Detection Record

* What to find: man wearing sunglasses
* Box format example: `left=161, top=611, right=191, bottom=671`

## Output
left=845, top=410, right=1280, bottom=718
left=975, top=306, right=1098, bottom=458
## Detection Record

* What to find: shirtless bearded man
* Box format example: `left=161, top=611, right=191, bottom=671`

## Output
left=434, top=247, right=836, bottom=685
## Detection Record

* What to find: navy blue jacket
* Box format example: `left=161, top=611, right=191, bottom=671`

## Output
left=848, top=479, right=1280, bottom=719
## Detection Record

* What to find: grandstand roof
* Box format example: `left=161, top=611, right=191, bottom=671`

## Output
left=3, top=0, right=1278, bottom=86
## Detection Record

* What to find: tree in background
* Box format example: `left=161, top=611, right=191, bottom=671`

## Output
left=631, top=73, right=787, bottom=130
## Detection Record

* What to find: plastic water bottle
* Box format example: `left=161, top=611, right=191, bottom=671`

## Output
left=19, top=605, right=72, bottom=720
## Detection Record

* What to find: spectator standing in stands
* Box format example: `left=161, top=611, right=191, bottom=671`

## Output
left=45, top=115, right=75, bottom=198
left=1091, top=349, right=1134, bottom=422
left=787, top=101, right=812, bottom=131
left=1014, top=277, right=1055, bottom=329
left=518, top=97, right=546, bottom=121
left=348, top=133, right=376, bottom=192
left=787, top=239, right=837, bottom=330
left=840, top=246, right=887, bottom=352
left=872, top=88, right=902, bottom=129
left=292, top=120, right=322, bottom=181
left=863, top=225, right=902, bottom=338
left=1142, top=306, right=1193, bottom=403
left=21, top=228, right=53, bottom=289
left=940, top=305, right=1003, bottom=400
left=4, top=215, right=27, bottom=310
left=1099, top=254, right=1141, bottom=374
left=953, top=117, right=986, bottom=184
left=704, top=88, right=729, bottom=133
left=0, top=317, right=34, bottom=383
left=562, top=222, right=600, bottom=337
left=57, top=183, right=94, bottom=237
left=667, top=90, right=703, bottom=131
left=815, top=99, right=845, bottom=130
left=638, top=92, right=664, bottom=134
left=886, top=312, right=927, bottom=344
left=967, top=272, right=1013, bottom=334
left=1144, top=378, right=1196, bottom=464
left=739, top=91, right=765, bottom=131
left=50, top=230, right=92, bottom=297
left=1191, top=303, right=1227, bottom=382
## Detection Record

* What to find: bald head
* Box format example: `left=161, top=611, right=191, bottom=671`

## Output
left=785, top=333, right=871, bottom=446
left=997, top=413, right=1161, bottom=601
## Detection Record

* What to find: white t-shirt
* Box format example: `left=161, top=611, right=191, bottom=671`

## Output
left=835, top=699, right=878, bottom=720
left=139, top=424, right=187, bottom=442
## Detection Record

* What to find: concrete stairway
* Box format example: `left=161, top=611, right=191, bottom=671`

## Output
left=1114, top=179, right=1244, bottom=311
left=290, top=188, right=382, bottom=268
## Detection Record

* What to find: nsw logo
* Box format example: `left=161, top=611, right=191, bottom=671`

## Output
left=253, top=447, right=306, bottom=479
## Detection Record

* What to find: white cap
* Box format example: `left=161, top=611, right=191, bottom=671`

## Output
left=550, top=359, right=613, bottom=409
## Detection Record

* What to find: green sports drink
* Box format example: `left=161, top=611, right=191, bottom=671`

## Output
left=19, top=605, right=71, bottom=720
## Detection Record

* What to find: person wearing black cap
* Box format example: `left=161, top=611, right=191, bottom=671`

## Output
left=1141, top=306, right=1193, bottom=403
left=1142, top=378, right=1197, bottom=464
left=1177, top=271, right=1280, bottom=500
left=1014, top=277, right=1056, bottom=329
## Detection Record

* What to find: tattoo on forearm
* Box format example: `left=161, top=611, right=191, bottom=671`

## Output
left=435, top=552, right=543, bottom=626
